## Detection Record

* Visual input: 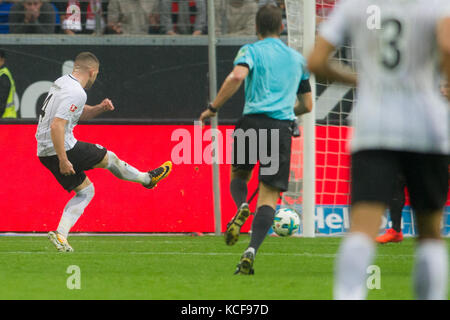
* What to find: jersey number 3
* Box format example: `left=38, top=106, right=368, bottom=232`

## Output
left=380, top=19, right=403, bottom=70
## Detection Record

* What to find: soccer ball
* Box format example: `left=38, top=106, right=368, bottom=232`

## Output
left=272, top=208, right=300, bottom=237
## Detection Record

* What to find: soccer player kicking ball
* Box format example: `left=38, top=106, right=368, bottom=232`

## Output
left=308, top=0, right=450, bottom=300
left=199, top=5, right=313, bottom=275
left=36, top=52, right=172, bottom=252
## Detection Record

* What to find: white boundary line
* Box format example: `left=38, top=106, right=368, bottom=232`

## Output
left=0, top=251, right=416, bottom=258
left=0, top=251, right=335, bottom=258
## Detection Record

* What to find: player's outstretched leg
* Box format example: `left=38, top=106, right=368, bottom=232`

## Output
left=98, top=151, right=172, bottom=189
left=48, top=181, right=95, bottom=252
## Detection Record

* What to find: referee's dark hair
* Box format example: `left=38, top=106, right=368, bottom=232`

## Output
left=256, top=5, right=283, bottom=37
left=0, top=49, right=5, bottom=59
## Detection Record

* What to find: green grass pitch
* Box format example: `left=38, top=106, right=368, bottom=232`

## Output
left=0, top=235, right=448, bottom=300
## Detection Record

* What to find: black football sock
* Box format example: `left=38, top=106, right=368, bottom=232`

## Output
left=390, top=208, right=403, bottom=233
left=248, top=205, right=276, bottom=253
left=230, top=177, right=248, bottom=208
left=389, top=182, right=405, bottom=233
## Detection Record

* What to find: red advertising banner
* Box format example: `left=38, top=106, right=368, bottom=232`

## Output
left=0, top=124, right=254, bottom=232
left=0, top=124, right=448, bottom=232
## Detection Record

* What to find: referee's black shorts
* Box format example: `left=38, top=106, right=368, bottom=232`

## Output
left=39, top=141, right=108, bottom=192
left=351, top=150, right=449, bottom=213
left=232, top=114, right=293, bottom=192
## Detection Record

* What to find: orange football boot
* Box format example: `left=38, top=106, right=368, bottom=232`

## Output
left=376, top=228, right=403, bottom=244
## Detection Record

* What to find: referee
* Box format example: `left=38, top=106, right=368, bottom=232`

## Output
left=200, top=5, right=313, bottom=275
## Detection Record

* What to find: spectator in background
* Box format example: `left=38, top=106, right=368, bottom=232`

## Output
left=260, top=0, right=336, bottom=29
left=215, top=0, right=258, bottom=36
left=107, top=0, right=158, bottom=35
left=9, top=0, right=56, bottom=33
left=0, top=1, right=13, bottom=34
left=0, top=50, right=17, bottom=118
left=55, top=0, right=106, bottom=35
left=160, top=0, right=206, bottom=35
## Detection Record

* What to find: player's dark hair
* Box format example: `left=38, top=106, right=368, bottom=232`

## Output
left=0, top=49, right=5, bottom=59
left=75, top=52, right=99, bottom=69
left=256, top=5, right=283, bottom=37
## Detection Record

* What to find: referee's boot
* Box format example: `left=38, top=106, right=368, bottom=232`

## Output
left=48, top=231, right=74, bottom=252
left=225, top=202, right=251, bottom=246
left=234, top=250, right=255, bottom=275
left=144, top=161, right=173, bottom=189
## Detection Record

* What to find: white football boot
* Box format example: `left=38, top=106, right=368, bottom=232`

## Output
left=48, top=231, right=74, bottom=252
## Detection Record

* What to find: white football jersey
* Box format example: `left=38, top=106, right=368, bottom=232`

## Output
left=320, top=0, right=450, bottom=154
left=36, top=74, right=87, bottom=157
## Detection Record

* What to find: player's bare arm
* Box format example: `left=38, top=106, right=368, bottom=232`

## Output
left=50, top=117, right=75, bottom=176
left=294, top=92, right=313, bottom=116
left=442, top=82, right=450, bottom=100
left=199, top=65, right=249, bottom=123
left=79, top=98, right=115, bottom=121
left=307, top=36, right=357, bottom=86
left=438, top=17, right=450, bottom=93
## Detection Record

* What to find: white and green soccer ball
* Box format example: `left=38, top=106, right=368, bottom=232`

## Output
left=273, top=208, right=301, bottom=237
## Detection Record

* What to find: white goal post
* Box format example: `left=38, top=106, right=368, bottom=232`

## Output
left=284, top=0, right=316, bottom=237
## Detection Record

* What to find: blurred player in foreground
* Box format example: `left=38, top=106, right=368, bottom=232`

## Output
left=199, top=5, right=312, bottom=275
left=378, top=82, right=449, bottom=244
left=308, top=0, right=450, bottom=299
left=36, top=52, right=172, bottom=252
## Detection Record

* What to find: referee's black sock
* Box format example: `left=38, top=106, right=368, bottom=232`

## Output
left=248, top=205, right=275, bottom=253
left=230, top=177, right=248, bottom=208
